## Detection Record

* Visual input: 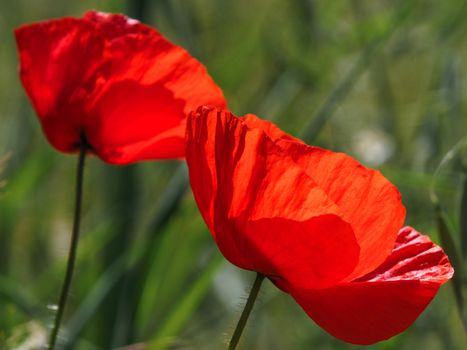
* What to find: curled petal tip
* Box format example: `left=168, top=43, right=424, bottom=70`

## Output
left=290, top=226, right=453, bottom=345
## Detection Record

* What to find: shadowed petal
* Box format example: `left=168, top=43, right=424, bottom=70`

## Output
left=278, top=141, right=406, bottom=280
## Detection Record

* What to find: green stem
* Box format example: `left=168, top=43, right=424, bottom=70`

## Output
left=228, top=273, right=265, bottom=350
left=48, top=136, right=87, bottom=350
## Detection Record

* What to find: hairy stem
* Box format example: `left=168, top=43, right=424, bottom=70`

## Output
left=228, top=273, right=265, bottom=350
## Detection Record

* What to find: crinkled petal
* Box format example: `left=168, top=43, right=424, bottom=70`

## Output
left=279, top=141, right=406, bottom=280
left=289, top=227, right=454, bottom=345
left=241, top=114, right=302, bottom=144
left=186, top=107, right=360, bottom=288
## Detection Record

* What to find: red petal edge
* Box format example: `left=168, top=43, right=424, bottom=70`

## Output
left=289, top=226, right=454, bottom=345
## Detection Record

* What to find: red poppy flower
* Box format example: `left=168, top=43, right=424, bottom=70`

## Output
left=185, top=106, right=454, bottom=344
left=15, top=11, right=225, bottom=164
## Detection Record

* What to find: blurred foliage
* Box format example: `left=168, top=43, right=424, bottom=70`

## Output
left=0, top=0, right=467, bottom=349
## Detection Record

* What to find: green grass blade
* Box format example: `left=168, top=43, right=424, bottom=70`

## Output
left=0, top=274, right=44, bottom=319
left=300, top=0, right=414, bottom=143
left=147, top=256, right=223, bottom=350
left=63, top=257, right=126, bottom=349
left=434, top=202, right=465, bottom=329
left=460, top=173, right=467, bottom=262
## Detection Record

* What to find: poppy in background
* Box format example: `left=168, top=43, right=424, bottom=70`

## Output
left=15, top=11, right=225, bottom=164
left=185, top=106, right=453, bottom=345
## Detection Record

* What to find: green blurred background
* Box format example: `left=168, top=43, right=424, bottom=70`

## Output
left=0, top=0, right=466, bottom=349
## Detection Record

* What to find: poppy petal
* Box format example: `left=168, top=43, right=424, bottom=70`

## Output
left=289, top=226, right=454, bottom=345
left=186, top=107, right=360, bottom=288
left=84, top=12, right=226, bottom=163
left=241, top=114, right=303, bottom=144
left=15, top=17, right=102, bottom=152
left=15, top=11, right=225, bottom=163
left=279, top=141, right=406, bottom=280
left=236, top=113, right=406, bottom=280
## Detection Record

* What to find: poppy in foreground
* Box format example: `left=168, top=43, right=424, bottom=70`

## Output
left=15, top=11, right=225, bottom=164
left=185, top=106, right=454, bottom=345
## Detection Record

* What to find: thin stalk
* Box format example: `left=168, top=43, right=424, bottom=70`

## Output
left=48, top=136, right=87, bottom=350
left=228, top=273, right=265, bottom=350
